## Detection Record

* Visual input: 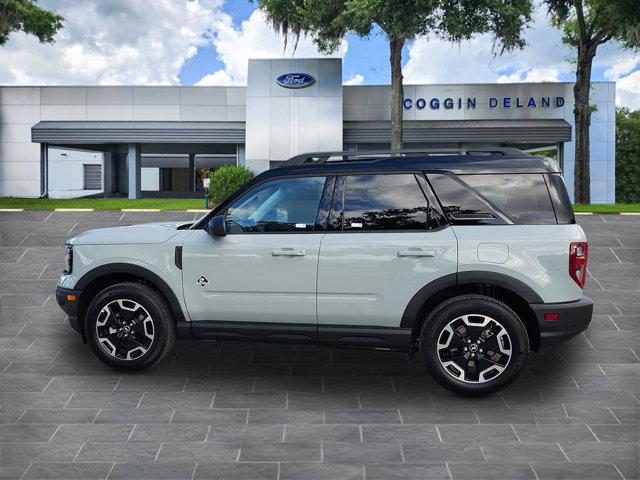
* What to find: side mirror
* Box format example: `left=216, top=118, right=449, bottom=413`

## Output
left=207, top=215, right=227, bottom=237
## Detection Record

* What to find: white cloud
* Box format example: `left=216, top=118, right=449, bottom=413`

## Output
left=343, top=73, right=364, bottom=85
left=0, top=0, right=223, bottom=85
left=616, top=70, right=640, bottom=110
left=197, top=9, right=348, bottom=86
left=497, top=67, right=561, bottom=83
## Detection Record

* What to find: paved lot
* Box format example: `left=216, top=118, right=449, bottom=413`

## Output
left=0, top=211, right=638, bottom=480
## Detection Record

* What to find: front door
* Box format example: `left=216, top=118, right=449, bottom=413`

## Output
left=316, top=173, right=458, bottom=336
left=182, top=176, right=329, bottom=327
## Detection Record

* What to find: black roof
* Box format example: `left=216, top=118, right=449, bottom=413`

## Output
left=259, top=154, right=560, bottom=180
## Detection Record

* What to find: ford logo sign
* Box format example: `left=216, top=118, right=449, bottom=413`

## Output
left=276, top=73, right=315, bottom=89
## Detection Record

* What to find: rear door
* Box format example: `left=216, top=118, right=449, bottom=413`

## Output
left=316, top=173, right=458, bottom=342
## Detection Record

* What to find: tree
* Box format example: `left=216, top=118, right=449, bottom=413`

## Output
left=0, top=0, right=64, bottom=46
left=615, top=107, right=640, bottom=203
left=258, top=0, right=532, bottom=148
left=545, top=0, right=640, bottom=204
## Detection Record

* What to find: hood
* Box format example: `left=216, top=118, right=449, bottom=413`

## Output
left=68, top=221, right=193, bottom=246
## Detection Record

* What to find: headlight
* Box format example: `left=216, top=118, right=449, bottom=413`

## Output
left=63, top=244, right=73, bottom=274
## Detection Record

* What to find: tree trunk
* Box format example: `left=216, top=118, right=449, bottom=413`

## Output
left=390, top=37, right=404, bottom=149
left=573, top=46, right=595, bottom=204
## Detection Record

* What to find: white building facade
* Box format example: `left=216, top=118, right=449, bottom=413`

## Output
left=0, top=58, right=616, bottom=202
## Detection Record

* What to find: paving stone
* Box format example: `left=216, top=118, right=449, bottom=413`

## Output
left=401, top=442, right=485, bottom=463
left=51, top=424, right=134, bottom=443
left=323, top=441, right=402, bottom=464
left=438, top=424, right=519, bottom=443
left=170, top=408, right=247, bottom=424
left=156, top=441, right=239, bottom=463
left=194, top=462, right=278, bottom=479
left=238, top=441, right=321, bottom=462
left=128, top=423, right=208, bottom=442
left=109, top=461, right=196, bottom=479
left=248, top=408, right=324, bottom=424
left=18, top=408, right=97, bottom=424
left=22, top=462, right=113, bottom=479
left=361, top=424, right=439, bottom=443
left=324, top=409, right=401, bottom=424
left=280, top=462, right=365, bottom=480
left=93, top=407, right=174, bottom=424
left=449, top=462, right=536, bottom=479
left=365, top=464, right=449, bottom=480
left=205, top=424, right=284, bottom=443
left=75, top=441, right=161, bottom=462
left=0, top=424, right=58, bottom=442
left=532, top=462, right=623, bottom=480
left=284, top=424, right=360, bottom=442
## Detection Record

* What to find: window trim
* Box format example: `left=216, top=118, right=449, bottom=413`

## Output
left=222, top=175, right=333, bottom=235
left=326, top=172, right=441, bottom=234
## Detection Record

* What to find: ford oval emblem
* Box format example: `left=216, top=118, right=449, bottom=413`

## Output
left=276, top=72, right=315, bottom=89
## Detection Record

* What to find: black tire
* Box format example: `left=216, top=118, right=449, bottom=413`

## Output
left=85, top=282, right=175, bottom=371
left=420, top=294, right=528, bottom=397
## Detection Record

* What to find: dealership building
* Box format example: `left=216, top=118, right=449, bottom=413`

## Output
left=0, top=58, right=615, bottom=202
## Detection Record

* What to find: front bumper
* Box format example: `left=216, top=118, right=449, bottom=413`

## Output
left=56, top=286, right=83, bottom=336
left=531, top=297, right=593, bottom=352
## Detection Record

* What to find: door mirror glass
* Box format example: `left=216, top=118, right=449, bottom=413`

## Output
left=207, top=215, right=227, bottom=237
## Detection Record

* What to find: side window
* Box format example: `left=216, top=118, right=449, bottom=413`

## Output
left=546, top=174, right=575, bottom=224
left=340, top=174, right=429, bottom=231
left=426, top=173, right=507, bottom=225
left=226, top=177, right=326, bottom=233
left=461, top=174, right=557, bottom=225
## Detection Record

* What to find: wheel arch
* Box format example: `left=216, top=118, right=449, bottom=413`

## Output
left=74, top=263, right=186, bottom=342
left=402, top=271, right=542, bottom=352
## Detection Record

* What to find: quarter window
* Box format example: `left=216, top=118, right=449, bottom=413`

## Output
left=340, top=174, right=429, bottom=231
left=226, top=177, right=326, bottom=233
left=460, top=174, right=557, bottom=225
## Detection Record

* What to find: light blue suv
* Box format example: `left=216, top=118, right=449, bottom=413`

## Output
left=56, top=148, right=592, bottom=396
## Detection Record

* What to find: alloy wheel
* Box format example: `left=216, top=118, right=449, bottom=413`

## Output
left=436, top=314, right=512, bottom=383
left=95, top=299, right=155, bottom=360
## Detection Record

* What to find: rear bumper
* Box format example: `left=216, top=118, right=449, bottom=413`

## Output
left=531, top=297, right=593, bottom=352
left=56, top=286, right=83, bottom=337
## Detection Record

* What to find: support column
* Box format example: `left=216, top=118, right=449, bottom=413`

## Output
left=127, top=143, right=141, bottom=199
left=102, top=152, right=113, bottom=195
left=188, top=153, right=196, bottom=192
left=40, top=143, right=49, bottom=198
left=557, top=142, right=565, bottom=173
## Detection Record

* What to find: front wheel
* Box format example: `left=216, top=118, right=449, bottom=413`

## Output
left=85, top=282, right=175, bottom=371
left=420, top=295, right=528, bottom=396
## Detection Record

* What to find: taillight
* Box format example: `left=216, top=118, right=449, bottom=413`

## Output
left=569, top=242, right=588, bottom=288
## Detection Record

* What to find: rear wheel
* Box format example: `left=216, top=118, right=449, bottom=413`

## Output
left=420, top=295, right=527, bottom=396
left=85, top=282, right=174, bottom=371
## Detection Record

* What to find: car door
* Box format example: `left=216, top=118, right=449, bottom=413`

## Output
left=182, top=175, right=330, bottom=330
left=316, top=173, right=458, bottom=342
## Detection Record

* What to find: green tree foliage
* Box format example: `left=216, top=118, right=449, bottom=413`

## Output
left=544, top=0, right=640, bottom=203
left=208, top=165, right=255, bottom=204
left=616, top=108, right=640, bottom=203
left=258, top=0, right=532, bottom=148
left=0, top=0, right=64, bottom=45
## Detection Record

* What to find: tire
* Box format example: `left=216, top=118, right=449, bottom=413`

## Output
left=85, top=282, right=175, bottom=372
left=419, top=294, right=528, bottom=397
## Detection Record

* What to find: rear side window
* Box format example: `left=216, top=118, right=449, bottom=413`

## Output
left=460, top=174, right=556, bottom=225
left=339, top=174, right=429, bottom=231
left=426, top=174, right=507, bottom=225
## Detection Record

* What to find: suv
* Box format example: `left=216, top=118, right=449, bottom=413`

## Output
left=56, top=148, right=592, bottom=396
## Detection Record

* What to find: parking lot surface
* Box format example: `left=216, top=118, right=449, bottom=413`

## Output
left=0, top=211, right=638, bottom=480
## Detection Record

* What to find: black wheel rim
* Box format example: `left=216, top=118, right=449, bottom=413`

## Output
left=95, top=299, right=155, bottom=360
left=436, top=314, right=512, bottom=383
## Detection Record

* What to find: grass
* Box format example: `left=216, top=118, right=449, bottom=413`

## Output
left=572, top=203, right=640, bottom=214
left=0, top=198, right=207, bottom=210
left=0, top=197, right=639, bottom=213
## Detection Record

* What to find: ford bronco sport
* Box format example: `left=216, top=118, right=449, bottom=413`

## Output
left=56, top=148, right=592, bottom=396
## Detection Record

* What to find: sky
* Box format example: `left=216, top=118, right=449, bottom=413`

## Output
left=0, top=0, right=638, bottom=108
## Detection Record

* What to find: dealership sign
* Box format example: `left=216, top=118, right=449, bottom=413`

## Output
left=276, top=73, right=316, bottom=89
left=403, top=96, right=565, bottom=110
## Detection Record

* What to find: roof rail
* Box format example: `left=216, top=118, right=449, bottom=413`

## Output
left=283, top=147, right=526, bottom=166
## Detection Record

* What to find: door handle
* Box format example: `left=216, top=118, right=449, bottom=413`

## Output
left=272, top=248, right=306, bottom=257
left=397, top=248, right=436, bottom=258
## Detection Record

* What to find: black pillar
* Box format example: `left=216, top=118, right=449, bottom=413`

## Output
left=40, top=143, right=48, bottom=198
left=188, top=153, right=196, bottom=192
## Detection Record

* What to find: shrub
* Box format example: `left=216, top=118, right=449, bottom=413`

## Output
left=208, top=165, right=254, bottom=204
left=616, top=108, right=640, bottom=203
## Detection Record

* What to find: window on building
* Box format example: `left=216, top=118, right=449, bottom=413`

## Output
left=226, top=177, right=326, bottom=233
left=339, top=174, right=429, bottom=231
left=83, top=164, right=102, bottom=190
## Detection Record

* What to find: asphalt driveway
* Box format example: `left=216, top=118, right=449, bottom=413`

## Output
left=0, top=211, right=638, bottom=480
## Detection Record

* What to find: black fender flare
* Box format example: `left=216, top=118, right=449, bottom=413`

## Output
left=400, top=271, right=543, bottom=329
left=75, top=262, right=186, bottom=324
